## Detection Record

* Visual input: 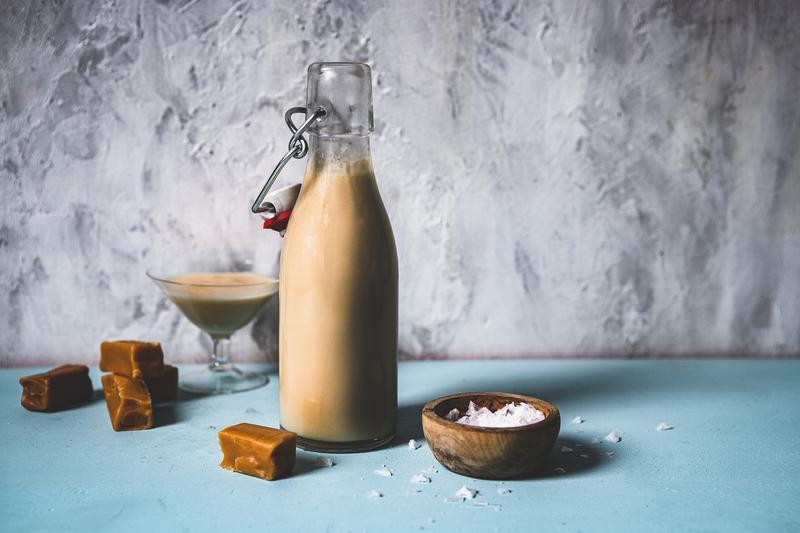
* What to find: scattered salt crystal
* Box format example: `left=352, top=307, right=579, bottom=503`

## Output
left=656, top=422, right=674, bottom=431
left=497, top=487, right=512, bottom=495
left=605, top=432, right=622, bottom=443
left=421, top=466, right=439, bottom=475
left=553, top=467, right=566, bottom=474
left=571, top=416, right=584, bottom=424
left=314, top=457, right=334, bottom=468
left=591, top=437, right=602, bottom=444
left=579, top=454, right=589, bottom=459
left=455, top=486, right=478, bottom=499
left=560, top=446, right=573, bottom=453
left=368, top=490, right=382, bottom=499
left=456, top=401, right=545, bottom=428
left=408, top=439, right=421, bottom=450
left=444, top=496, right=464, bottom=503
left=374, top=466, right=393, bottom=477
left=606, top=451, right=615, bottom=458
left=471, top=502, right=502, bottom=512
left=445, top=408, right=461, bottom=421
left=410, top=474, right=431, bottom=484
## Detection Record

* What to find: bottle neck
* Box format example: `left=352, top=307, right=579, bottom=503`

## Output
left=306, top=134, right=374, bottom=178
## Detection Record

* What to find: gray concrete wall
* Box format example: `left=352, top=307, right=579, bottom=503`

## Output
left=1, top=0, right=798, bottom=366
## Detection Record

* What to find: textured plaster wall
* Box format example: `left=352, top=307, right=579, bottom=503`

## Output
left=1, top=0, right=799, bottom=366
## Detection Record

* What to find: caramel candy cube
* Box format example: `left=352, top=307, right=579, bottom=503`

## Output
left=99, top=340, right=164, bottom=378
left=102, top=374, right=154, bottom=431
left=218, top=423, right=297, bottom=480
left=19, top=365, right=94, bottom=412
left=144, top=364, right=179, bottom=404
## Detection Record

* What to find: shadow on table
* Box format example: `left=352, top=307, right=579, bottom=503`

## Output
left=291, top=453, right=324, bottom=478
left=49, top=388, right=104, bottom=412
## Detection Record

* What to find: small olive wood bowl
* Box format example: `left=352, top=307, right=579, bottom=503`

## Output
left=421, top=392, right=560, bottom=479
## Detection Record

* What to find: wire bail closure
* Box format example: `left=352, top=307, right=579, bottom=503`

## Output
left=250, top=106, right=326, bottom=214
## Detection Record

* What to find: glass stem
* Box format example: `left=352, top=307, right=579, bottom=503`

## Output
left=210, top=335, right=231, bottom=370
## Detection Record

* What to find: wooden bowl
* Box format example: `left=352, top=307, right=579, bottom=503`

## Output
left=421, top=392, right=560, bottom=479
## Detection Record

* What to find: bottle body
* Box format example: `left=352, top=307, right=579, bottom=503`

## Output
left=279, top=135, right=398, bottom=451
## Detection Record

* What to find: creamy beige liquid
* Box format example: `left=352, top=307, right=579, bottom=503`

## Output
left=163, top=273, right=278, bottom=337
left=279, top=156, right=398, bottom=444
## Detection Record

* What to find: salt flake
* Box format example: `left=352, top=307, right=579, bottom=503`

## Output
left=553, top=467, right=566, bottom=475
left=456, top=401, right=545, bottom=428
left=374, top=466, right=393, bottom=477
left=606, top=451, right=615, bottom=458
left=497, top=487, right=512, bottom=495
left=591, top=437, right=602, bottom=444
left=605, top=432, right=622, bottom=443
left=445, top=408, right=460, bottom=421
left=455, top=486, right=478, bottom=499
left=408, top=439, right=422, bottom=450
left=579, top=454, right=589, bottom=459
left=420, top=466, right=439, bottom=475
left=471, top=502, right=502, bottom=512
left=571, top=416, right=584, bottom=424
left=560, top=446, right=573, bottom=453
left=656, top=422, right=674, bottom=431
left=410, top=474, right=431, bottom=484
left=368, top=490, right=383, bottom=500
left=314, top=457, right=334, bottom=468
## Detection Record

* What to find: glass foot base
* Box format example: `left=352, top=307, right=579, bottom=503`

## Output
left=287, top=430, right=395, bottom=453
left=179, top=364, right=268, bottom=395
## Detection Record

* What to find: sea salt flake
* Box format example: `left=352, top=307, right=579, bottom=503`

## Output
left=368, top=490, right=382, bottom=500
left=421, top=466, right=439, bottom=475
left=410, top=474, right=431, bottom=484
left=656, top=422, right=674, bottom=431
left=591, top=437, right=602, bottom=444
left=497, top=487, right=512, bottom=495
left=408, top=439, right=422, bottom=450
left=374, top=466, right=393, bottom=477
left=579, top=454, right=589, bottom=459
left=560, top=446, right=573, bottom=453
left=445, top=408, right=461, bottom=421
left=455, top=401, right=545, bottom=428
left=455, top=486, right=478, bottom=499
left=314, top=457, right=334, bottom=468
left=571, top=416, right=584, bottom=424
left=606, top=451, right=615, bottom=458
left=605, top=432, right=622, bottom=443
left=471, top=502, right=502, bottom=512
left=553, top=467, right=566, bottom=475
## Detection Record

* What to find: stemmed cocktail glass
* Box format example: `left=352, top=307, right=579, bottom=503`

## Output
left=147, top=262, right=278, bottom=394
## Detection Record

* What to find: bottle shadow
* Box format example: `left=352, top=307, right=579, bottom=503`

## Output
left=291, top=453, right=325, bottom=478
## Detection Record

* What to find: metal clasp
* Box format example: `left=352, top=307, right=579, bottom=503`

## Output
left=250, top=106, right=326, bottom=213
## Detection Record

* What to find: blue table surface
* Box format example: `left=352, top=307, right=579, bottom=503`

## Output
left=1, top=360, right=799, bottom=533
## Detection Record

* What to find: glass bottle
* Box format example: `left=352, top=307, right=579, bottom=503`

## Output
left=279, top=63, right=398, bottom=452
